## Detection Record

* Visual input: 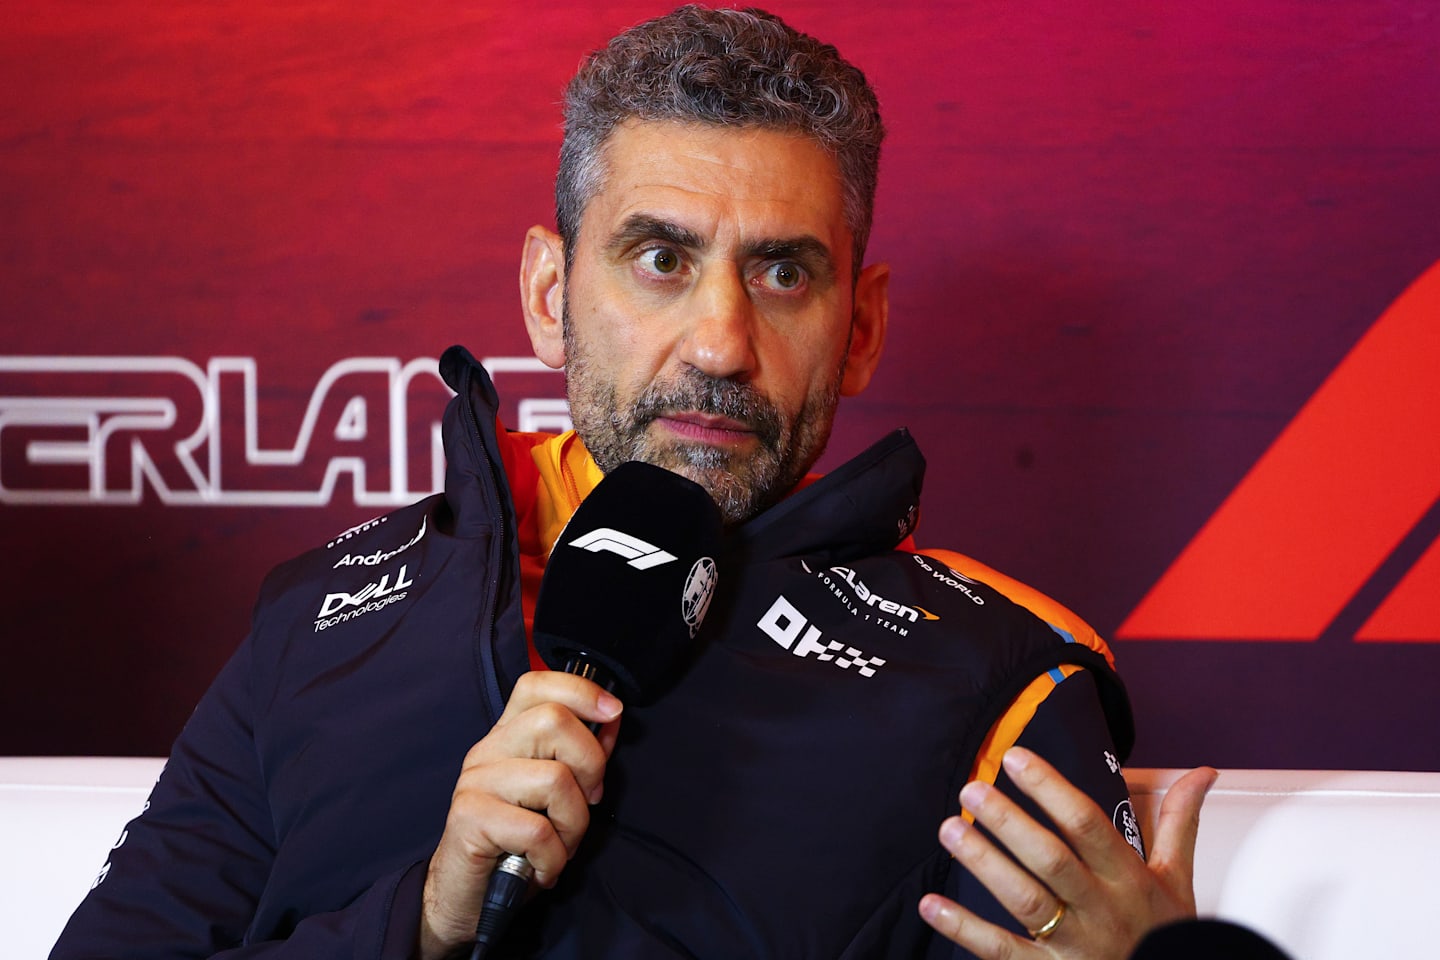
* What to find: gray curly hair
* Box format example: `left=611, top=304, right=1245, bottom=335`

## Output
left=557, top=5, right=885, bottom=277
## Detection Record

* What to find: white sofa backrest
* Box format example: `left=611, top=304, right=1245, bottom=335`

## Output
left=6, top=759, right=1440, bottom=959
left=1, top=757, right=163, bottom=960
left=1128, top=768, right=1440, bottom=960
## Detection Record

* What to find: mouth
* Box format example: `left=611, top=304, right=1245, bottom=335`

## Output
left=653, top=411, right=757, bottom=447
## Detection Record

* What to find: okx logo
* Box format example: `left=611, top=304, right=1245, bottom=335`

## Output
left=758, top=595, right=887, bottom=678
left=1120, top=260, right=1440, bottom=643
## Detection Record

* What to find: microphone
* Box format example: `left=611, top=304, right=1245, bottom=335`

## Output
left=534, top=459, right=724, bottom=703
left=469, top=460, right=723, bottom=958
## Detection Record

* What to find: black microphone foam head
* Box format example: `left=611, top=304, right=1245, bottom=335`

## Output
left=533, top=460, right=723, bottom=703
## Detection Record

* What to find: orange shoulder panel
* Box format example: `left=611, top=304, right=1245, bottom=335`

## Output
left=915, top=547, right=1113, bottom=793
left=916, top=548, right=1115, bottom=669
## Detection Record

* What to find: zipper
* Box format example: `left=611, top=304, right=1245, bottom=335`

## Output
left=560, top=435, right=583, bottom=515
left=458, top=361, right=513, bottom=723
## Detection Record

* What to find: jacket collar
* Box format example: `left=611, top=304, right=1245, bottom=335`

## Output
left=725, top=428, right=925, bottom=566
left=439, top=345, right=927, bottom=565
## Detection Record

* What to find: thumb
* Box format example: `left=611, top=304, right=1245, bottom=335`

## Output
left=1148, top=766, right=1218, bottom=899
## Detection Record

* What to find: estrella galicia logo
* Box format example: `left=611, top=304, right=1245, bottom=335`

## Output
left=1113, top=799, right=1145, bottom=859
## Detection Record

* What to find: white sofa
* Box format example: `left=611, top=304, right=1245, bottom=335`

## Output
left=1, top=757, right=166, bottom=960
left=1127, top=768, right=1440, bottom=959
left=5, top=758, right=1439, bottom=959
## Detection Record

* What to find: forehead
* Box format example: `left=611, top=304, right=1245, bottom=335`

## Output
left=584, top=120, right=852, bottom=262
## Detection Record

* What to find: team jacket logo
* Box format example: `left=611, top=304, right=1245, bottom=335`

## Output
left=314, top=564, right=414, bottom=631
left=1120, top=259, right=1440, bottom=643
left=802, top=560, right=938, bottom=636
left=328, top=515, right=388, bottom=548
left=332, top=516, right=427, bottom=568
left=758, top=595, right=887, bottom=678
left=567, top=528, right=677, bottom=569
left=91, top=767, right=161, bottom=890
left=910, top=555, right=986, bottom=606
left=1113, top=800, right=1145, bottom=859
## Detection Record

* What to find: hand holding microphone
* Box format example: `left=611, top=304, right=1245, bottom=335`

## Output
left=417, top=671, right=623, bottom=960
left=418, top=463, right=722, bottom=960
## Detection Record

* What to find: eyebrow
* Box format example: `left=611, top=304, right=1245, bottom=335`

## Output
left=740, top=236, right=837, bottom=284
left=604, top=214, right=705, bottom=256
left=604, top=213, right=838, bottom=284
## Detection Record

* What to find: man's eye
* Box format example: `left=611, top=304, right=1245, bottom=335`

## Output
left=641, top=247, right=682, bottom=274
left=763, top=261, right=805, bottom=290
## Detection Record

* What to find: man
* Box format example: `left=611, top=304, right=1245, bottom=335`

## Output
left=53, top=7, right=1211, bottom=959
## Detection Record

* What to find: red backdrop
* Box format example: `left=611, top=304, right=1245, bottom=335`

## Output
left=3, top=0, right=1438, bottom=770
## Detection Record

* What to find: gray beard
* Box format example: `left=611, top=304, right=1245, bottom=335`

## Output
left=561, top=315, right=844, bottom=525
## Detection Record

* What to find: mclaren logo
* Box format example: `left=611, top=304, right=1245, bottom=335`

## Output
left=801, top=560, right=939, bottom=632
left=567, top=528, right=677, bottom=570
left=830, top=566, right=939, bottom=623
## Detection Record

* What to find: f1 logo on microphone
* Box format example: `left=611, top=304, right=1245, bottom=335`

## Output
left=567, top=528, right=677, bottom=570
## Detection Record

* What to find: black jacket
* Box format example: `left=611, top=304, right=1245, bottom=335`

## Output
left=53, top=346, right=1133, bottom=959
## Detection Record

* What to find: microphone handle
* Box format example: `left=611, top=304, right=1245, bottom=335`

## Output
left=468, top=654, right=619, bottom=958
left=468, top=854, right=533, bottom=960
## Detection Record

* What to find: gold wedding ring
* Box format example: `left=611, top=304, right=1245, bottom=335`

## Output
left=1029, top=901, right=1067, bottom=940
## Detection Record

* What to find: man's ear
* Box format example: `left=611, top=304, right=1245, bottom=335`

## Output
left=520, top=225, right=567, bottom=369
left=841, top=261, right=890, bottom=396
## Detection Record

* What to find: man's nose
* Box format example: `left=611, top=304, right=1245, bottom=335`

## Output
left=677, top=266, right=758, bottom=380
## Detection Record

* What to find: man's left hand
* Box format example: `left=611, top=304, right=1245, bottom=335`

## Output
left=918, top=747, right=1217, bottom=959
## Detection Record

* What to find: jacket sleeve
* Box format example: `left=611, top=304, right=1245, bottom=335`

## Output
left=48, top=635, right=427, bottom=960
left=932, top=669, right=1137, bottom=957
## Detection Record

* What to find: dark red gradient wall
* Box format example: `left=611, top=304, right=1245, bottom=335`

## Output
left=3, top=1, right=1438, bottom=770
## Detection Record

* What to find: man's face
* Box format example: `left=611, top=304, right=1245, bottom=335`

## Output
left=523, top=120, right=887, bottom=524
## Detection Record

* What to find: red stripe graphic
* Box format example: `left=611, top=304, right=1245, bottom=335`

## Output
left=1357, top=534, right=1440, bottom=642
left=1119, top=260, right=1440, bottom=642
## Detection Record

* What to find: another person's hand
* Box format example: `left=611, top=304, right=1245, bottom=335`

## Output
left=417, top=671, right=623, bottom=960
left=919, top=747, right=1218, bottom=959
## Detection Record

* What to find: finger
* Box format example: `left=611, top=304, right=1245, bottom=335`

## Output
left=938, top=814, right=1065, bottom=939
left=463, top=759, right=593, bottom=863
left=468, top=796, right=574, bottom=885
left=1148, top=766, right=1218, bottom=889
left=467, top=699, right=616, bottom=802
left=500, top=670, right=624, bottom=728
left=959, top=777, right=1091, bottom=908
left=450, top=760, right=590, bottom=882
left=998, top=747, right=1139, bottom=882
left=918, top=893, right=1038, bottom=959
left=424, top=799, right=569, bottom=940
left=595, top=715, right=623, bottom=760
